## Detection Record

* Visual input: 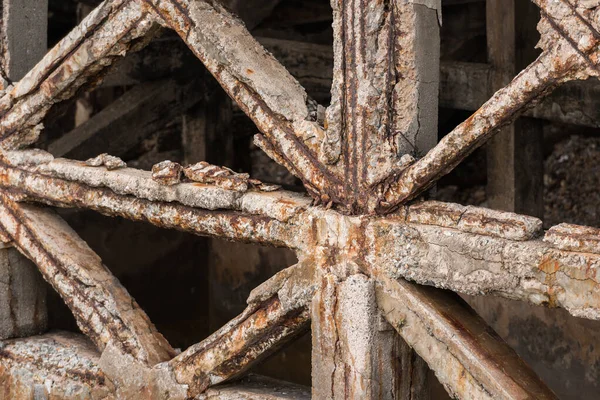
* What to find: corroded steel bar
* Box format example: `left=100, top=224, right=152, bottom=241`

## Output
left=378, top=50, right=573, bottom=211
left=159, top=263, right=314, bottom=398
left=0, top=156, right=299, bottom=247
left=0, top=332, right=116, bottom=399
left=0, top=197, right=176, bottom=367
left=294, top=202, right=600, bottom=320
left=145, top=0, right=344, bottom=203
left=405, top=200, right=543, bottom=241
left=0, top=332, right=308, bottom=400
left=0, top=0, right=158, bottom=150
left=2, top=150, right=310, bottom=222
left=368, top=204, right=600, bottom=321
left=378, top=0, right=600, bottom=212
left=375, top=274, right=558, bottom=400
left=326, top=0, right=440, bottom=213
left=3, top=151, right=600, bottom=319
left=544, top=223, right=600, bottom=254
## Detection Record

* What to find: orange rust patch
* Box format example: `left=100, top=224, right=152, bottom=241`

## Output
left=538, top=257, right=560, bottom=275
left=276, top=198, right=299, bottom=206
left=539, top=256, right=561, bottom=308
left=246, top=68, right=254, bottom=74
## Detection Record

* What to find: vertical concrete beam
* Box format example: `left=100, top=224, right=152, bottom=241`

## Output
left=326, top=0, right=440, bottom=212
left=486, top=0, right=544, bottom=218
left=313, top=0, right=440, bottom=394
left=312, top=274, right=399, bottom=399
left=0, top=0, right=48, bottom=339
left=396, top=1, right=441, bottom=157
left=0, top=246, right=47, bottom=339
left=1, top=0, right=47, bottom=81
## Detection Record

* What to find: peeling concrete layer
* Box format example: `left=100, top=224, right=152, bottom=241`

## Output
left=324, top=0, right=440, bottom=213
left=0, top=331, right=115, bottom=399
left=2, top=153, right=600, bottom=320
left=544, top=223, right=600, bottom=253
left=406, top=201, right=543, bottom=241
left=3, top=149, right=311, bottom=223
left=0, top=160, right=298, bottom=247
left=370, top=217, right=600, bottom=320
left=0, top=197, right=176, bottom=367
left=0, top=333, right=309, bottom=400
left=375, top=275, right=558, bottom=400
left=0, top=0, right=591, bottom=398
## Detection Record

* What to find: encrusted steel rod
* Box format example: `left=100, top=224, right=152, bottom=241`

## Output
left=295, top=202, right=600, bottom=321
left=364, top=201, right=600, bottom=321
left=301, top=213, right=556, bottom=398
left=378, top=0, right=600, bottom=212
left=324, top=0, right=440, bottom=213
left=2, top=151, right=600, bottom=319
left=0, top=0, right=591, bottom=399
left=375, top=274, right=558, bottom=400
left=156, top=263, right=314, bottom=398
left=0, top=151, right=301, bottom=248
left=0, top=0, right=158, bottom=150
left=0, top=196, right=176, bottom=368
left=145, top=0, right=344, bottom=202
left=0, top=333, right=310, bottom=399
left=0, top=332, right=116, bottom=399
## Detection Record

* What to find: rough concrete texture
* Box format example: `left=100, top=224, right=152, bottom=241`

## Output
left=382, top=0, right=600, bottom=211
left=0, top=198, right=176, bottom=368
left=376, top=275, right=557, bottom=400
left=322, top=0, right=440, bottom=211
left=160, top=262, right=312, bottom=398
left=1, top=0, right=599, bottom=398
left=312, top=274, right=397, bottom=399
left=0, top=331, right=116, bottom=399
left=148, top=0, right=338, bottom=202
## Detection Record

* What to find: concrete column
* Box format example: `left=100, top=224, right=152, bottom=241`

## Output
left=0, top=0, right=48, bottom=339
left=312, top=274, right=399, bottom=399
left=0, top=246, right=47, bottom=339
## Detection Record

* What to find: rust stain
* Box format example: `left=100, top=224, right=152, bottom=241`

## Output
left=539, top=256, right=561, bottom=308
left=539, top=257, right=560, bottom=275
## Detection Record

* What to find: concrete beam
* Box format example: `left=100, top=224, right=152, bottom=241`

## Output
left=0, top=0, right=48, bottom=340
left=312, top=274, right=399, bottom=399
